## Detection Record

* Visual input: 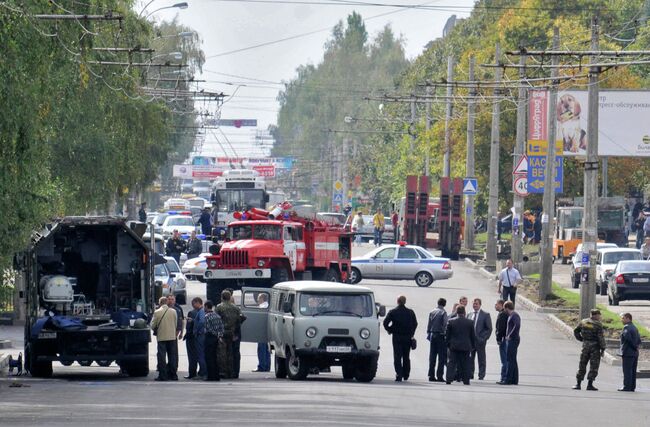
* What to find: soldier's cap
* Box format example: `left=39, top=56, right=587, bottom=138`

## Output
left=590, top=309, right=601, bottom=316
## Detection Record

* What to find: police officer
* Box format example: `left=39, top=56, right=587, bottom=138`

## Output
left=572, top=309, right=607, bottom=391
left=165, top=230, right=187, bottom=264
left=216, top=290, right=243, bottom=379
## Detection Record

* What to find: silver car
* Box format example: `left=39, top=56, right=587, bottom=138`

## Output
left=182, top=253, right=209, bottom=283
left=350, top=244, right=452, bottom=287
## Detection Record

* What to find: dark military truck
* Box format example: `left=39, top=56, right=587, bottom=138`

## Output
left=14, top=217, right=156, bottom=377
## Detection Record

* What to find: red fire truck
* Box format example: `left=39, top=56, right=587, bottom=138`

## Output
left=203, top=204, right=353, bottom=302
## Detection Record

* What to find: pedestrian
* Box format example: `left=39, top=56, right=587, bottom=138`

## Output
left=372, top=209, right=385, bottom=247
left=494, top=299, right=509, bottom=384
left=197, top=207, right=213, bottom=237
left=184, top=297, right=206, bottom=380
left=445, top=305, right=475, bottom=385
left=167, top=295, right=184, bottom=368
left=450, top=296, right=468, bottom=319
left=138, top=202, right=147, bottom=223
left=635, top=212, right=645, bottom=249
left=253, top=293, right=271, bottom=372
left=641, top=237, right=650, bottom=260
left=427, top=297, right=448, bottom=382
left=151, top=296, right=178, bottom=381
left=468, top=298, right=493, bottom=380
left=383, top=295, right=418, bottom=382
left=391, top=210, right=399, bottom=243
left=644, top=212, right=650, bottom=238
left=165, top=229, right=187, bottom=264
left=619, top=313, right=641, bottom=392
left=186, top=230, right=203, bottom=260
left=216, top=290, right=243, bottom=379
left=533, top=213, right=542, bottom=244
left=351, top=212, right=365, bottom=247
left=500, top=301, right=520, bottom=385
left=204, top=300, right=224, bottom=381
left=572, top=309, right=607, bottom=391
left=497, top=259, right=522, bottom=308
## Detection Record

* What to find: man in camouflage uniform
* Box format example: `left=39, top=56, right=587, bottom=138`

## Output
left=572, top=309, right=607, bottom=391
left=216, top=290, right=243, bottom=379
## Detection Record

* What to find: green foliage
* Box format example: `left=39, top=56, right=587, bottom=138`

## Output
left=0, top=2, right=203, bottom=266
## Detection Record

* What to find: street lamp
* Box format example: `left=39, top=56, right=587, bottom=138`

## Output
left=144, top=2, right=188, bottom=19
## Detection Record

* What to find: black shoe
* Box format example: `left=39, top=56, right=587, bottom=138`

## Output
left=572, top=382, right=581, bottom=390
left=154, top=377, right=168, bottom=382
left=436, top=378, right=446, bottom=383
left=184, top=375, right=196, bottom=379
left=403, top=376, right=409, bottom=381
left=395, top=376, right=402, bottom=382
left=618, top=388, right=633, bottom=392
left=586, top=381, right=598, bottom=391
left=478, top=376, right=485, bottom=380
left=463, top=382, right=470, bottom=385
left=429, top=377, right=436, bottom=382
left=496, top=381, right=506, bottom=385
left=170, top=376, right=179, bottom=381
left=445, top=381, right=452, bottom=384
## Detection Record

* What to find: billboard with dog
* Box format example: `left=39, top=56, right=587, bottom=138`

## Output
left=528, top=89, right=650, bottom=157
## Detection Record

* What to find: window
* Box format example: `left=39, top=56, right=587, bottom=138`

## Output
left=253, top=225, right=282, bottom=240
left=416, top=248, right=433, bottom=259
left=398, top=247, right=419, bottom=259
left=165, top=259, right=180, bottom=273
left=166, top=217, right=194, bottom=227
left=375, top=247, right=396, bottom=259
left=284, top=227, right=294, bottom=241
left=229, top=225, right=252, bottom=240
left=298, top=293, right=373, bottom=317
left=277, top=292, right=286, bottom=312
left=242, top=290, right=271, bottom=308
left=154, top=264, right=168, bottom=276
left=603, top=252, right=641, bottom=264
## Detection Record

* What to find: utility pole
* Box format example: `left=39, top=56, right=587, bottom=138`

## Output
left=410, top=99, right=417, bottom=154
left=539, top=28, right=560, bottom=301
left=425, top=85, right=432, bottom=176
left=511, top=50, right=527, bottom=264
left=464, top=56, right=476, bottom=250
left=443, top=56, right=454, bottom=178
left=486, top=43, right=501, bottom=268
left=581, top=18, right=600, bottom=319
left=602, top=157, right=608, bottom=197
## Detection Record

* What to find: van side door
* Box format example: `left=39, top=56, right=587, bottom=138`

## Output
left=239, top=287, right=271, bottom=343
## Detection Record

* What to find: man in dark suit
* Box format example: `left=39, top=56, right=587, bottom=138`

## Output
left=494, top=299, right=509, bottom=384
left=619, top=312, right=641, bottom=392
left=445, top=305, right=476, bottom=385
left=383, top=295, right=418, bottom=382
left=468, top=298, right=493, bottom=380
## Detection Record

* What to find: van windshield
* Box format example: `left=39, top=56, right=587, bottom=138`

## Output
left=298, top=293, right=373, bottom=317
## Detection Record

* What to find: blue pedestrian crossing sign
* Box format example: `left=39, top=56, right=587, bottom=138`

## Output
left=332, top=193, right=343, bottom=203
left=463, top=178, right=478, bottom=195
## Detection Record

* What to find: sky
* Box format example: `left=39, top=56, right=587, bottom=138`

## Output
left=147, top=0, right=477, bottom=158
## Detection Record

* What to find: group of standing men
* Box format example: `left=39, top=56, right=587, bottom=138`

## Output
left=151, top=290, right=246, bottom=382
left=382, top=294, right=521, bottom=385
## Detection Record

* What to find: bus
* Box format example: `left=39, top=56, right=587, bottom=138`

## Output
left=211, top=169, right=269, bottom=235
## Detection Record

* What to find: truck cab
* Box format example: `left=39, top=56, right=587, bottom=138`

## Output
left=238, top=281, right=384, bottom=382
left=14, top=217, right=156, bottom=377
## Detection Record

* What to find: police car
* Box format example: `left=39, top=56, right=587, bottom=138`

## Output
left=160, top=211, right=197, bottom=239
left=350, top=242, right=452, bottom=287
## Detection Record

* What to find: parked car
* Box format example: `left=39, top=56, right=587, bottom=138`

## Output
left=607, top=260, right=650, bottom=305
left=182, top=253, right=209, bottom=283
left=498, top=214, right=512, bottom=234
left=351, top=243, right=452, bottom=287
left=154, top=262, right=173, bottom=297
left=569, top=242, right=618, bottom=288
left=596, top=248, right=642, bottom=293
left=164, top=256, right=187, bottom=304
left=151, top=212, right=169, bottom=233
left=160, top=214, right=197, bottom=239
left=357, top=215, right=393, bottom=243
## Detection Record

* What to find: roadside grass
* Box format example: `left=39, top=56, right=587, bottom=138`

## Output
left=475, top=232, right=512, bottom=245
left=525, top=274, right=650, bottom=339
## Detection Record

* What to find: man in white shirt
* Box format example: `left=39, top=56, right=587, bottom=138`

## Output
left=253, top=293, right=271, bottom=372
left=498, top=259, right=522, bottom=308
left=351, top=212, right=365, bottom=247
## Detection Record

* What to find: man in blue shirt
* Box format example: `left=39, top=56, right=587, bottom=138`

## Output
left=184, top=297, right=206, bottom=380
left=619, top=312, right=641, bottom=392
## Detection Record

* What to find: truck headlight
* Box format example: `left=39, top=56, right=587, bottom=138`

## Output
left=360, top=328, right=371, bottom=339
left=306, top=327, right=317, bottom=338
left=258, top=259, right=265, bottom=267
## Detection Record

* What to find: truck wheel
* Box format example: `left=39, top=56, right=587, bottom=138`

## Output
left=415, top=271, right=433, bottom=287
left=354, top=356, right=378, bottom=383
left=124, top=360, right=150, bottom=377
left=206, top=280, right=226, bottom=304
left=274, top=354, right=287, bottom=379
left=26, top=344, right=53, bottom=378
left=271, top=267, right=290, bottom=285
left=349, top=268, right=362, bottom=284
left=342, top=364, right=355, bottom=380
left=286, top=350, right=309, bottom=380
left=324, top=268, right=341, bottom=282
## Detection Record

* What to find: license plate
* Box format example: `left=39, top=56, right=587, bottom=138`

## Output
left=38, top=332, right=57, bottom=339
left=326, top=346, right=351, bottom=353
left=632, top=278, right=649, bottom=283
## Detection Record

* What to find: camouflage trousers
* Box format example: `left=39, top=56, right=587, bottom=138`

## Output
left=218, top=337, right=234, bottom=379
left=576, top=342, right=601, bottom=381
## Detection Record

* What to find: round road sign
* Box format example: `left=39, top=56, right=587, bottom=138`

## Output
left=513, top=175, right=528, bottom=196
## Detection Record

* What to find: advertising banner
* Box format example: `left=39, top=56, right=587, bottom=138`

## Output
left=599, top=91, right=650, bottom=156
left=192, top=164, right=224, bottom=178
left=252, top=165, right=275, bottom=177
left=173, top=164, right=193, bottom=179
left=556, top=90, right=589, bottom=156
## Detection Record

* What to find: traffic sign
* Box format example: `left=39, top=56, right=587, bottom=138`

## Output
left=333, top=180, right=344, bottom=192
left=513, top=175, right=528, bottom=196
left=333, top=193, right=343, bottom=203
left=581, top=253, right=590, bottom=265
left=527, top=155, right=563, bottom=193
left=513, top=155, right=528, bottom=175
left=462, top=178, right=478, bottom=195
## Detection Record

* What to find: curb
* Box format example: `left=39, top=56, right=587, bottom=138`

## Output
left=515, top=293, right=559, bottom=314
left=0, top=353, right=9, bottom=374
left=0, top=340, right=12, bottom=350
left=478, top=267, right=496, bottom=280
left=463, top=258, right=479, bottom=269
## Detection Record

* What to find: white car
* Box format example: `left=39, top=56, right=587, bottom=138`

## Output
left=164, top=256, right=187, bottom=304
left=154, top=263, right=173, bottom=297
left=350, top=243, right=452, bottom=287
left=182, top=253, right=210, bottom=283
left=570, top=242, right=617, bottom=288
left=161, top=214, right=197, bottom=239
left=596, top=247, right=642, bottom=293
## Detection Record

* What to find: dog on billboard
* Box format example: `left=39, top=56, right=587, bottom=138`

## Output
left=557, top=94, right=587, bottom=154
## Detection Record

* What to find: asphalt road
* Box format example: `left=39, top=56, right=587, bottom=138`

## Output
left=1, top=245, right=649, bottom=426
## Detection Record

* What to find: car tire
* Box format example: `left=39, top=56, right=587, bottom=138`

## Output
left=25, top=344, right=53, bottom=378
left=342, top=364, right=355, bottom=380
left=286, top=350, right=309, bottom=380
left=124, top=360, right=149, bottom=377
left=271, top=268, right=290, bottom=285
left=354, top=356, right=378, bottom=383
left=349, top=267, right=362, bottom=284
left=324, top=268, right=341, bottom=282
left=274, top=354, right=287, bottom=379
left=415, top=271, right=434, bottom=287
